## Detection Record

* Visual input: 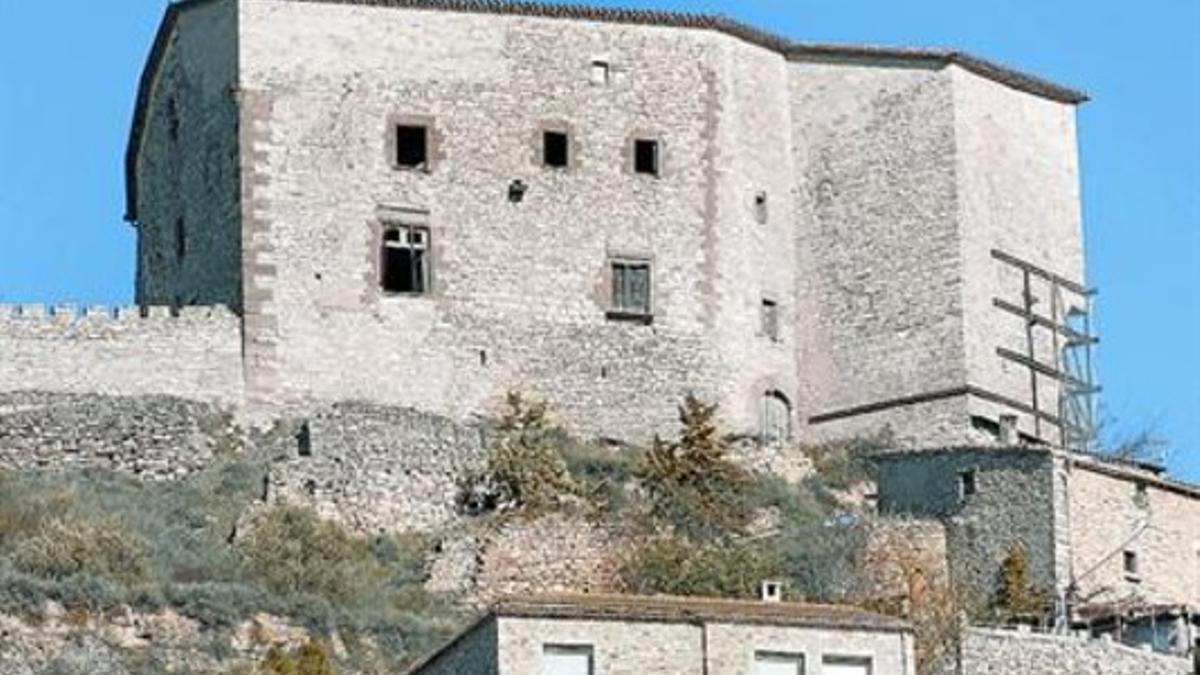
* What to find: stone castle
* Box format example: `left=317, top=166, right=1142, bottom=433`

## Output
left=4, top=0, right=1091, bottom=449
left=2, top=1, right=1199, bottom=669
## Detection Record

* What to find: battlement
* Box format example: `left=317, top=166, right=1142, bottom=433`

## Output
left=0, top=303, right=236, bottom=322
left=0, top=303, right=243, bottom=405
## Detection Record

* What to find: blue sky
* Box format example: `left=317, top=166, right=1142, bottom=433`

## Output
left=1, top=1, right=1197, bottom=479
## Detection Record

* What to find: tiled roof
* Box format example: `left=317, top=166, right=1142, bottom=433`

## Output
left=125, top=0, right=1088, bottom=221
left=494, top=593, right=912, bottom=632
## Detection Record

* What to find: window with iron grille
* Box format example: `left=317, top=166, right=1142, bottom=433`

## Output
left=610, top=260, right=651, bottom=318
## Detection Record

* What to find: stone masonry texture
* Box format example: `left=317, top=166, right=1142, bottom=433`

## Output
left=134, top=0, right=242, bottom=310
left=953, top=627, right=1192, bottom=675
left=36, top=0, right=1087, bottom=449
left=876, top=447, right=1200, bottom=614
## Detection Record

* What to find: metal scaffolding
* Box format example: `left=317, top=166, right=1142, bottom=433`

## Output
left=992, top=249, right=1100, bottom=451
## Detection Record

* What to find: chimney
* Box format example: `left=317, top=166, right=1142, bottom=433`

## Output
left=760, top=580, right=783, bottom=603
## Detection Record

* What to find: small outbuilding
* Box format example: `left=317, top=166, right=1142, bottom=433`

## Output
left=406, top=593, right=914, bottom=674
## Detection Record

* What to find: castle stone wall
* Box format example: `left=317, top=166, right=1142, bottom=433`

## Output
left=955, top=627, right=1191, bottom=675
left=267, top=401, right=487, bottom=533
left=787, top=60, right=970, bottom=445
left=236, top=0, right=758, bottom=440
left=134, top=0, right=242, bottom=310
left=0, top=305, right=244, bottom=406
left=953, top=66, right=1087, bottom=445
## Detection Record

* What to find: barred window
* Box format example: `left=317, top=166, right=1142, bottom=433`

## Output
left=610, top=261, right=651, bottom=317
left=381, top=225, right=429, bottom=295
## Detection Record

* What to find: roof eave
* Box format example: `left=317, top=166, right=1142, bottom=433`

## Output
left=786, top=43, right=1089, bottom=105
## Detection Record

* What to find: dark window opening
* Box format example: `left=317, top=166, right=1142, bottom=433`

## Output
left=395, top=125, right=428, bottom=168
left=610, top=261, right=651, bottom=317
left=167, top=96, right=180, bottom=141
left=1124, top=550, right=1140, bottom=578
left=959, top=470, right=977, bottom=501
left=755, top=191, right=768, bottom=223
left=297, top=421, right=312, bottom=457
left=175, top=217, right=186, bottom=262
left=544, top=131, right=569, bottom=168
left=762, top=299, right=779, bottom=342
left=634, top=139, right=660, bottom=175
left=381, top=225, right=430, bottom=294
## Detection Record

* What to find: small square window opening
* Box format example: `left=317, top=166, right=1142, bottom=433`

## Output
left=591, top=60, right=610, bottom=85
left=610, top=261, right=651, bottom=317
left=635, top=139, right=660, bottom=176
left=544, top=131, right=570, bottom=168
left=762, top=299, right=779, bottom=342
left=381, top=225, right=430, bottom=295
left=395, top=125, right=428, bottom=168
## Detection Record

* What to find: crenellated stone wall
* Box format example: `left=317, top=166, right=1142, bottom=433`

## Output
left=0, top=305, right=243, bottom=407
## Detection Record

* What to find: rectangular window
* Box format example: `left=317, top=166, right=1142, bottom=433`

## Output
left=755, top=652, right=804, bottom=675
left=822, top=656, right=873, bottom=675
left=381, top=225, right=430, bottom=294
left=1123, top=550, right=1140, bottom=578
left=610, top=261, right=651, bottom=318
left=544, top=130, right=570, bottom=168
left=634, top=139, right=660, bottom=176
left=958, top=470, right=977, bottom=501
left=762, top=299, right=779, bottom=342
left=541, top=645, right=593, bottom=675
left=591, top=60, right=610, bottom=85
left=395, top=125, right=428, bottom=168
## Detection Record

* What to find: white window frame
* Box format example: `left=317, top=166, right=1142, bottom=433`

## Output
left=541, top=644, right=594, bottom=675
left=380, top=223, right=431, bottom=295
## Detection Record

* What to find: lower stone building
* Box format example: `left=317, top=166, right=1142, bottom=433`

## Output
left=874, top=446, right=1200, bottom=658
left=407, top=593, right=915, bottom=674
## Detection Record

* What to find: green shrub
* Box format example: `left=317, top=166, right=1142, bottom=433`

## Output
left=458, top=392, right=581, bottom=514
left=995, top=543, right=1050, bottom=620
left=13, top=516, right=150, bottom=584
left=260, top=639, right=336, bottom=675
left=634, top=395, right=753, bottom=539
left=621, top=535, right=783, bottom=599
left=239, top=505, right=384, bottom=602
left=562, top=443, right=637, bottom=514
left=799, top=429, right=893, bottom=492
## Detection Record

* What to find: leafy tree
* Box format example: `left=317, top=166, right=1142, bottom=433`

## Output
left=634, top=395, right=752, bottom=539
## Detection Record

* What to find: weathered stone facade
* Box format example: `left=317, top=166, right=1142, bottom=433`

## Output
left=876, top=447, right=1200, bottom=615
left=412, top=595, right=916, bottom=674
left=36, top=0, right=1087, bottom=449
